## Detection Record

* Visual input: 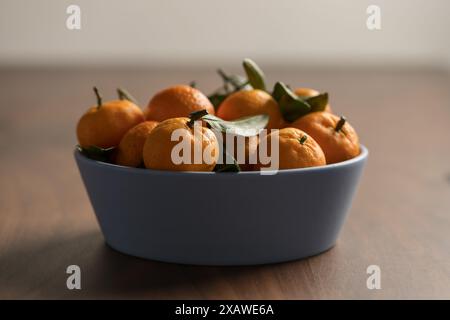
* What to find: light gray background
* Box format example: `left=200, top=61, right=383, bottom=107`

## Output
left=1, top=0, right=449, bottom=68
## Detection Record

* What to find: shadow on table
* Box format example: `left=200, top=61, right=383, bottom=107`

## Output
left=0, top=230, right=304, bottom=298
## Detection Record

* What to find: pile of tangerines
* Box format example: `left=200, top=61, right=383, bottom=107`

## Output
left=76, top=59, right=360, bottom=172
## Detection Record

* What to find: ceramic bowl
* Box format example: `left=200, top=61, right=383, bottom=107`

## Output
left=75, top=145, right=368, bottom=265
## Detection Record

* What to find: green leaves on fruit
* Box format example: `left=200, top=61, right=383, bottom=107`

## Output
left=77, top=145, right=115, bottom=162
left=243, top=58, right=266, bottom=91
left=202, top=114, right=268, bottom=137
left=272, top=82, right=311, bottom=122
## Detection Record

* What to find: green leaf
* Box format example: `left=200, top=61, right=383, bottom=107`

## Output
left=208, top=92, right=228, bottom=109
left=214, top=163, right=241, bottom=172
left=214, top=150, right=241, bottom=172
left=229, top=74, right=251, bottom=89
left=117, top=87, right=138, bottom=104
left=280, top=96, right=311, bottom=122
left=305, top=92, right=329, bottom=112
left=188, top=109, right=209, bottom=128
left=217, top=69, right=250, bottom=91
left=77, top=145, right=116, bottom=162
left=272, top=82, right=311, bottom=122
left=272, top=81, right=285, bottom=101
left=202, top=114, right=269, bottom=136
left=243, top=58, right=266, bottom=91
left=208, top=70, right=252, bottom=110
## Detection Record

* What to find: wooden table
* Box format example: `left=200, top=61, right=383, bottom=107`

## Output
left=1, top=67, right=449, bottom=299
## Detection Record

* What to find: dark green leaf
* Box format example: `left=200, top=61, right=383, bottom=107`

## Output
left=208, top=70, right=252, bottom=110
left=214, top=163, right=241, bottom=172
left=273, top=82, right=311, bottom=122
left=243, top=58, right=266, bottom=91
left=189, top=109, right=209, bottom=121
left=228, top=75, right=251, bottom=91
left=217, top=69, right=249, bottom=91
left=271, top=82, right=299, bottom=103
left=272, top=81, right=285, bottom=102
left=137, top=162, right=146, bottom=169
left=280, top=96, right=311, bottom=122
left=202, top=114, right=269, bottom=136
left=117, top=87, right=138, bottom=104
left=214, top=150, right=241, bottom=172
left=208, top=92, right=228, bottom=109
left=304, top=92, right=329, bottom=112
left=77, top=145, right=116, bottom=162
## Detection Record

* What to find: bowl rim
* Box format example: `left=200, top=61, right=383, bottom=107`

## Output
left=75, top=144, right=368, bottom=176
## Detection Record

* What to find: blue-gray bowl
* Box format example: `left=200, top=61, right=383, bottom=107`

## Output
left=75, top=145, right=368, bottom=266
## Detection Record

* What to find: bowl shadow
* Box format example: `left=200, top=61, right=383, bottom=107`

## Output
left=1, top=229, right=318, bottom=299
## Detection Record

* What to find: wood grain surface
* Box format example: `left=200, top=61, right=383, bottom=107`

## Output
left=0, top=67, right=449, bottom=299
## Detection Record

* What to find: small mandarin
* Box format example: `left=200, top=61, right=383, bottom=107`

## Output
left=76, top=87, right=144, bottom=148
left=290, top=112, right=360, bottom=164
left=143, top=117, right=219, bottom=171
left=115, top=121, right=159, bottom=167
left=145, top=85, right=215, bottom=122
left=217, top=89, right=284, bottom=130
left=254, top=128, right=326, bottom=170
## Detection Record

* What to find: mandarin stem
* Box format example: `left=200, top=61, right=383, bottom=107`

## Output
left=299, top=135, right=308, bottom=145
left=93, top=86, right=102, bottom=108
left=335, top=116, right=346, bottom=132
